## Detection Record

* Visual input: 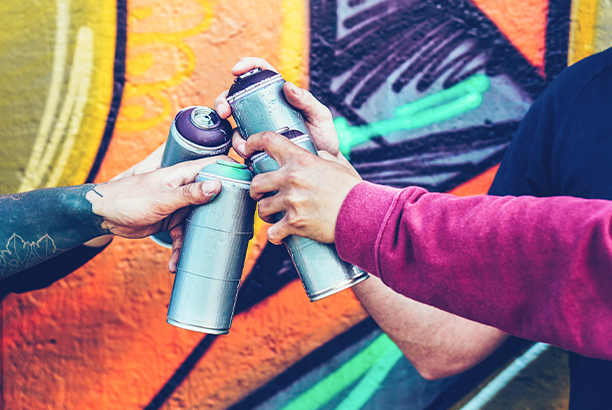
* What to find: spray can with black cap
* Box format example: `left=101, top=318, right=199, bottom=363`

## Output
left=227, top=69, right=369, bottom=301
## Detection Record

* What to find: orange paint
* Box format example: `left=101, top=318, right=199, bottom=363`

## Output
left=449, top=164, right=500, bottom=197
left=471, top=0, right=547, bottom=71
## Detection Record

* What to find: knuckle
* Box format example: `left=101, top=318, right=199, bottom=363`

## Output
left=286, top=167, right=309, bottom=186
left=261, top=131, right=278, bottom=143
left=286, top=211, right=306, bottom=229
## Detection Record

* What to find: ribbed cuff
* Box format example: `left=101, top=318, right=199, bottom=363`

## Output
left=335, top=181, right=401, bottom=276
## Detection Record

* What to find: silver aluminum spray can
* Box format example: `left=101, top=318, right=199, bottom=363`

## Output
left=151, top=106, right=233, bottom=248
left=227, top=70, right=369, bottom=301
left=167, top=160, right=256, bottom=334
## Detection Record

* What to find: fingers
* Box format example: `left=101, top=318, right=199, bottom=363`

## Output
left=265, top=218, right=291, bottom=245
left=231, top=129, right=247, bottom=158
left=169, top=155, right=233, bottom=186
left=177, top=179, right=222, bottom=208
left=215, top=57, right=277, bottom=120
left=282, top=83, right=340, bottom=156
left=244, top=131, right=315, bottom=165
left=168, top=224, right=184, bottom=273
left=256, top=194, right=285, bottom=223
left=214, top=90, right=231, bottom=119
left=231, top=57, right=277, bottom=76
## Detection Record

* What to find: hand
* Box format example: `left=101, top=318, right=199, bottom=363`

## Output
left=245, top=132, right=362, bottom=244
left=83, top=144, right=167, bottom=248
left=214, top=57, right=343, bottom=160
left=86, top=156, right=226, bottom=269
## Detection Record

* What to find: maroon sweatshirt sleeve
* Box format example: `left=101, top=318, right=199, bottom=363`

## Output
left=335, top=181, right=612, bottom=360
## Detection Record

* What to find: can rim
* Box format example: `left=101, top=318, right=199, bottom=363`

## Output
left=226, top=72, right=283, bottom=103
left=166, top=317, right=230, bottom=335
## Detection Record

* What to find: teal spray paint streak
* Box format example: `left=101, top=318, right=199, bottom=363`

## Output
left=334, top=74, right=491, bottom=158
left=279, top=334, right=400, bottom=410
left=333, top=345, right=404, bottom=410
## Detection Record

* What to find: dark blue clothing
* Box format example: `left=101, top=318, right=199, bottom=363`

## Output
left=489, top=47, right=612, bottom=409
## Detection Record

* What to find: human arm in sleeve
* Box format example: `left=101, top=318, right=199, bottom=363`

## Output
left=218, top=57, right=510, bottom=379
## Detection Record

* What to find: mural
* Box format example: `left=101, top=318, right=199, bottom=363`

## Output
left=0, top=0, right=610, bottom=409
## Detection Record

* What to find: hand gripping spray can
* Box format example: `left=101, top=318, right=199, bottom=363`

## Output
left=151, top=106, right=233, bottom=248
left=226, top=68, right=369, bottom=301
left=166, top=160, right=256, bottom=334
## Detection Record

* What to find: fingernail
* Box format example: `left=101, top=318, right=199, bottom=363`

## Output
left=169, top=259, right=177, bottom=273
left=286, top=82, right=301, bottom=97
left=203, top=180, right=220, bottom=198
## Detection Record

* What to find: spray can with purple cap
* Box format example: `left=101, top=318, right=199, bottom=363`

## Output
left=151, top=106, right=233, bottom=248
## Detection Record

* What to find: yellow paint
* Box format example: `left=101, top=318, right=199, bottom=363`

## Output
left=116, top=0, right=215, bottom=132
left=122, top=105, right=146, bottom=120
left=280, top=0, right=308, bottom=87
left=127, top=52, right=155, bottom=77
left=130, top=6, right=154, bottom=22
left=568, top=0, right=600, bottom=64
left=15, top=0, right=117, bottom=191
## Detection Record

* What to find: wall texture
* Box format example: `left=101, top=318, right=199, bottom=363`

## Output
left=0, top=0, right=610, bottom=409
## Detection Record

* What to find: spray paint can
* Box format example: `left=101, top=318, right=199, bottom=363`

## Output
left=167, top=160, right=256, bottom=334
left=227, top=70, right=369, bottom=301
left=151, top=106, right=233, bottom=248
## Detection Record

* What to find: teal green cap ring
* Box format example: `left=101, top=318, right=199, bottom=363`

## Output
left=199, top=160, right=253, bottom=181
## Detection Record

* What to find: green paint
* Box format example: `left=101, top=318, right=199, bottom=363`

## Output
left=334, top=345, right=404, bottom=410
left=280, top=334, right=399, bottom=410
left=334, top=74, right=491, bottom=158
left=201, top=160, right=253, bottom=181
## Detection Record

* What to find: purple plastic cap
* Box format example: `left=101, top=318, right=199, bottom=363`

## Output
left=228, top=68, right=279, bottom=97
left=175, top=107, right=232, bottom=148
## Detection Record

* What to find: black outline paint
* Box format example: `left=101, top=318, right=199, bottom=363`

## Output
left=544, top=0, right=571, bottom=82
left=85, top=0, right=127, bottom=183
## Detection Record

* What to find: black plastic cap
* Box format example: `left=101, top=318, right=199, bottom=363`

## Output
left=228, top=68, right=279, bottom=97
left=279, top=129, right=306, bottom=140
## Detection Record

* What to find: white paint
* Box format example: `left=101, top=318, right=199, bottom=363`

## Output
left=19, top=0, right=70, bottom=192
left=460, top=343, right=550, bottom=410
left=46, top=27, right=94, bottom=187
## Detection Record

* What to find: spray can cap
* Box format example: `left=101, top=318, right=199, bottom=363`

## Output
left=175, top=107, right=232, bottom=147
left=199, top=160, right=253, bottom=182
left=228, top=68, right=280, bottom=98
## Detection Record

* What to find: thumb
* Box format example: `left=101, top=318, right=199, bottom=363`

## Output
left=170, top=179, right=222, bottom=210
left=282, top=82, right=340, bottom=156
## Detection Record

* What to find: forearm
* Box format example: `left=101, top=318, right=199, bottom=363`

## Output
left=337, top=182, right=612, bottom=359
left=0, top=185, right=110, bottom=278
left=353, top=276, right=508, bottom=379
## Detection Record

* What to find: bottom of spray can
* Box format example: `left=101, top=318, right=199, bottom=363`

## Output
left=307, top=268, right=370, bottom=302
left=166, top=317, right=229, bottom=335
left=150, top=231, right=173, bottom=248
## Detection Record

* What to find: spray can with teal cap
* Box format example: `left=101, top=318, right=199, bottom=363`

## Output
left=166, top=160, right=256, bottom=334
left=227, top=69, right=369, bottom=301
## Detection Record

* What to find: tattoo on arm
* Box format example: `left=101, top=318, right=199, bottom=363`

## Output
left=0, top=185, right=111, bottom=279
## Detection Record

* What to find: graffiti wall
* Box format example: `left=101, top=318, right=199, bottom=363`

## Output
left=0, top=0, right=610, bottom=409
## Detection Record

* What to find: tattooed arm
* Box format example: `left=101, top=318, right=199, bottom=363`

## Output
left=0, top=185, right=110, bottom=277
left=0, top=156, right=225, bottom=279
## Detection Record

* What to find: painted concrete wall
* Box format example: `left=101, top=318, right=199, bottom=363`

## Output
left=0, top=0, right=609, bottom=409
